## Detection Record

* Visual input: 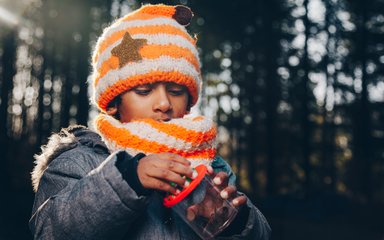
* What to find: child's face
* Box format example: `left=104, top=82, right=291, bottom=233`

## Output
left=115, top=82, right=189, bottom=123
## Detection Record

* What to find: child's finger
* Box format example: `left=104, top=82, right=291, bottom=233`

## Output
left=186, top=205, right=199, bottom=221
left=159, top=153, right=191, bottom=166
left=148, top=168, right=187, bottom=187
left=207, top=165, right=214, bottom=175
left=212, top=172, right=229, bottom=187
left=232, top=195, right=247, bottom=207
left=145, top=177, right=177, bottom=194
left=155, top=157, right=194, bottom=179
left=220, top=185, right=237, bottom=199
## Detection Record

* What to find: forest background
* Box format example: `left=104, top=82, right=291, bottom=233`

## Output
left=0, top=0, right=383, bottom=239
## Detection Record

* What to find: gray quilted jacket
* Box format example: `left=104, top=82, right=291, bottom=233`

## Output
left=30, top=126, right=271, bottom=239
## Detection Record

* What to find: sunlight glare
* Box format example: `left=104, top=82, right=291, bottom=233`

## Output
left=0, top=6, right=19, bottom=27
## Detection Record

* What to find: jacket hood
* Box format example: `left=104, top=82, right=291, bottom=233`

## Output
left=31, top=125, right=108, bottom=192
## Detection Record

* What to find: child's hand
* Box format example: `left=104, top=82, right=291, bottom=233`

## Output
left=137, top=153, right=194, bottom=194
left=207, top=166, right=247, bottom=208
left=186, top=166, right=247, bottom=221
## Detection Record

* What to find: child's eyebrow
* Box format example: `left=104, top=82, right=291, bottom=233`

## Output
left=134, top=83, right=154, bottom=88
left=166, top=82, right=186, bottom=88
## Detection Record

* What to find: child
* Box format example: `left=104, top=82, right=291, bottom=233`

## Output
left=29, top=4, right=271, bottom=239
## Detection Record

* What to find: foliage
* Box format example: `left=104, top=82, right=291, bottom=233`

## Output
left=0, top=0, right=383, bottom=239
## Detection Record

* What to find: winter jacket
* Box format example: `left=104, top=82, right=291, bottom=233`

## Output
left=30, top=126, right=271, bottom=239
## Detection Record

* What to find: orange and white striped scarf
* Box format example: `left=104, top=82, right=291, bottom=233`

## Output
left=94, top=114, right=217, bottom=167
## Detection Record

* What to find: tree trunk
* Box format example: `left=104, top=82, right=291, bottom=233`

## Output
left=352, top=0, right=372, bottom=202
left=0, top=30, right=16, bottom=192
left=302, top=0, right=312, bottom=197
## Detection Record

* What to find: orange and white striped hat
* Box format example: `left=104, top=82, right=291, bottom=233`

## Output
left=95, top=114, right=217, bottom=167
left=91, top=4, right=201, bottom=112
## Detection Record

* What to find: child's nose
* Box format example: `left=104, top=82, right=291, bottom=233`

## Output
left=153, top=87, right=172, bottom=113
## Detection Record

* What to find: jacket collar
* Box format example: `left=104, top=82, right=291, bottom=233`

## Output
left=31, top=125, right=109, bottom=192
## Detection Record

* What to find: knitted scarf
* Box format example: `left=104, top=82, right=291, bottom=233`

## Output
left=94, top=114, right=217, bottom=167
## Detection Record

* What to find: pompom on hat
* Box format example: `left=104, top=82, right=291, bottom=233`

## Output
left=91, top=4, right=202, bottom=112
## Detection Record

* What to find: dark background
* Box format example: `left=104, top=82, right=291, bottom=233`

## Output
left=0, top=0, right=384, bottom=239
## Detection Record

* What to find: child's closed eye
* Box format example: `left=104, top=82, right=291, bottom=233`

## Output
left=134, top=87, right=152, bottom=95
left=167, top=84, right=187, bottom=96
left=168, top=89, right=186, bottom=96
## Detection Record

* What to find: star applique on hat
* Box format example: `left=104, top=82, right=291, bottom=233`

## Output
left=111, top=32, right=147, bottom=68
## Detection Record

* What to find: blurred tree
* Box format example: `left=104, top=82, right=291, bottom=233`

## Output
left=349, top=0, right=384, bottom=203
left=0, top=29, right=16, bottom=192
left=0, top=0, right=384, bottom=239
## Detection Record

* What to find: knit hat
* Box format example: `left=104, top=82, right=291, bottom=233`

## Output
left=91, top=4, right=201, bottom=112
left=95, top=114, right=217, bottom=167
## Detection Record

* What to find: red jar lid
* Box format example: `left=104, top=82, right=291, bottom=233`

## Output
left=163, top=164, right=208, bottom=208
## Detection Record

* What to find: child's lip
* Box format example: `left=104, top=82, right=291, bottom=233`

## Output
left=155, top=117, right=171, bottom=122
left=155, top=115, right=171, bottom=122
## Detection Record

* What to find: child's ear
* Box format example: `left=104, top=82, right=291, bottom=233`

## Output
left=106, top=106, right=118, bottom=116
left=185, top=94, right=192, bottom=113
left=186, top=104, right=191, bottom=114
